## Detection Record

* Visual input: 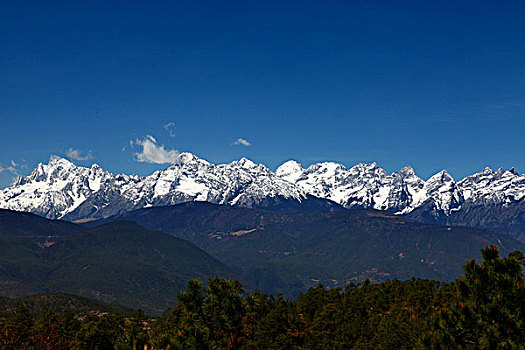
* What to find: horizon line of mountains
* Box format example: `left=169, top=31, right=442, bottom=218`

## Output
left=1, top=152, right=524, bottom=240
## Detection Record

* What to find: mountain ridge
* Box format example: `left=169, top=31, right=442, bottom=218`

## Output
left=1, top=153, right=523, bottom=239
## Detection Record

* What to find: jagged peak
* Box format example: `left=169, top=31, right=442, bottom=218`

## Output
left=177, top=152, right=200, bottom=164
left=429, top=169, right=454, bottom=183
left=11, top=175, right=25, bottom=187
left=398, top=165, right=416, bottom=176
left=348, top=162, right=384, bottom=176
left=319, top=161, right=346, bottom=170
left=480, top=166, right=494, bottom=175
left=232, top=157, right=267, bottom=170
left=167, top=152, right=210, bottom=167
left=492, top=167, right=520, bottom=177
left=351, top=162, right=379, bottom=170
left=305, top=161, right=346, bottom=175
left=48, top=155, right=75, bottom=166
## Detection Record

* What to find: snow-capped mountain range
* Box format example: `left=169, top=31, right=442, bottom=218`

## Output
left=1, top=153, right=524, bottom=238
left=276, top=160, right=524, bottom=215
left=0, top=153, right=307, bottom=221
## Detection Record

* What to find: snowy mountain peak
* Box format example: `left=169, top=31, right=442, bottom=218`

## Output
left=306, top=162, right=346, bottom=175
left=0, top=154, right=308, bottom=220
left=398, top=165, right=416, bottom=177
left=0, top=155, right=523, bottom=230
left=348, top=162, right=383, bottom=175
left=177, top=152, right=203, bottom=164
left=49, top=155, right=68, bottom=163
left=48, top=155, right=78, bottom=169
left=430, top=170, right=454, bottom=183
left=276, top=160, right=303, bottom=173
left=275, top=160, right=304, bottom=183
left=481, top=166, right=494, bottom=175
left=235, top=157, right=258, bottom=169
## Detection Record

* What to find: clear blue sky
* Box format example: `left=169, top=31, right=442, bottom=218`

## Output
left=1, top=1, right=524, bottom=188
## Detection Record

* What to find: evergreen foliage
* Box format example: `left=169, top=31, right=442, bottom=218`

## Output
left=423, top=245, right=525, bottom=349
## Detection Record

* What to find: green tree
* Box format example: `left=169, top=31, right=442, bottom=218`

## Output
left=117, top=309, right=149, bottom=350
left=32, top=307, right=69, bottom=350
left=73, top=313, right=124, bottom=350
left=0, top=304, right=34, bottom=349
left=176, top=279, right=210, bottom=349
left=423, top=245, right=525, bottom=349
left=174, top=277, right=250, bottom=349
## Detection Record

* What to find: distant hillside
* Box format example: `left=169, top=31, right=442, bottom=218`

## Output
left=0, top=209, right=84, bottom=237
left=405, top=198, right=525, bottom=242
left=0, top=211, right=241, bottom=315
left=0, top=293, right=133, bottom=317
left=94, top=202, right=525, bottom=297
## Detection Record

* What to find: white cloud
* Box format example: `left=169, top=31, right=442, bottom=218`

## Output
left=0, top=160, right=20, bottom=175
left=233, top=138, right=251, bottom=147
left=164, top=122, right=176, bottom=137
left=66, top=148, right=93, bottom=161
left=134, top=135, right=180, bottom=164
left=0, top=165, right=17, bottom=175
left=122, top=140, right=134, bottom=152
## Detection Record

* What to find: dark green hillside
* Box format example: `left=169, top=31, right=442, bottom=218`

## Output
left=0, top=293, right=132, bottom=317
left=96, top=203, right=525, bottom=297
left=86, top=202, right=273, bottom=246
left=0, top=212, right=242, bottom=315
left=0, top=209, right=84, bottom=237
left=44, top=221, right=240, bottom=315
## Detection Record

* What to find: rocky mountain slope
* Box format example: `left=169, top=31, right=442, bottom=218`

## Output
left=1, top=153, right=523, bottom=238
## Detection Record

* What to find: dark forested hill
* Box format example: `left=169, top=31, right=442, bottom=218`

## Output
left=0, top=209, right=84, bottom=237
left=0, top=293, right=133, bottom=317
left=92, top=202, right=525, bottom=296
left=0, top=211, right=241, bottom=315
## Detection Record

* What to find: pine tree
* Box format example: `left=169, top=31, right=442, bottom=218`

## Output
left=423, top=245, right=525, bottom=349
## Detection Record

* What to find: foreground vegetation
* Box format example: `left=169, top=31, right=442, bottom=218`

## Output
left=1, top=245, right=523, bottom=349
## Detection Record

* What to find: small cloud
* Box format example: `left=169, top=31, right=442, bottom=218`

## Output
left=233, top=138, right=251, bottom=147
left=66, top=148, right=93, bottom=161
left=122, top=140, right=134, bottom=152
left=134, top=135, right=180, bottom=164
left=0, top=164, right=18, bottom=175
left=0, top=166, right=17, bottom=174
left=164, top=122, right=177, bottom=137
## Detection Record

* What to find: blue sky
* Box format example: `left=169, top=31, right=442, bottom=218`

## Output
left=1, top=1, right=524, bottom=188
